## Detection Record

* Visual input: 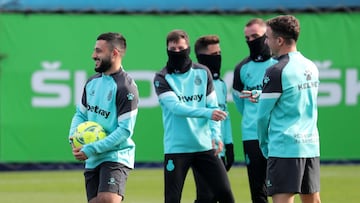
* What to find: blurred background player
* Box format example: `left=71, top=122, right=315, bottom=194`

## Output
left=153, top=29, right=234, bottom=203
left=232, top=18, right=277, bottom=203
left=258, top=15, right=321, bottom=203
left=192, top=34, right=234, bottom=202
left=69, top=32, right=139, bottom=203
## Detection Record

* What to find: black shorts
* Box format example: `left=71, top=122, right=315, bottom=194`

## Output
left=266, top=157, right=320, bottom=196
left=84, top=162, right=131, bottom=201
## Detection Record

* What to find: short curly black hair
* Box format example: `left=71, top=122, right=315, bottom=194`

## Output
left=266, top=15, right=300, bottom=44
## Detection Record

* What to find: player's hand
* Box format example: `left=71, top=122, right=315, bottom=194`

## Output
left=69, top=136, right=76, bottom=149
left=220, top=144, right=234, bottom=171
left=249, top=90, right=260, bottom=103
left=212, top=139, right=223, bottom=156
left=239, top=90, right=252, bottom=98
left=240, top=90, right=260, bottom=103
left=211, top=110, right=227, bottom=121
left=224, top=143, right=234, bottom=171
left=72, top=147, right=88, bottom=161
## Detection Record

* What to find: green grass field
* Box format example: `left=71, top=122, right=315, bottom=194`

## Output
left=0, top=164, right=359, bottom=203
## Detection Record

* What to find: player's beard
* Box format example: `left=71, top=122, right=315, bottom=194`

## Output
left=94, top=56, right=112, bottom=73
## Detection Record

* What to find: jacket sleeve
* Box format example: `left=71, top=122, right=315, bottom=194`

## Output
left=257, top=95, right=278, bottom=159
left=68, top=87, right=88, bottom=141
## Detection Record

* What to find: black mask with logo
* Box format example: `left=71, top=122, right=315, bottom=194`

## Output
left=246, top=35, right=271, bottom=62
left=196, top=54, right=222, bottom=80
left=166, top=48, right=192, bottom=74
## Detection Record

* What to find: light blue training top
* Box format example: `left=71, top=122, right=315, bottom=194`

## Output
left=232, top=57, right=278, bottom=141
left=257, top=52, right=320, bottom=159
left=153, top=63, right=222, bottom=154
left=69, top=69, right=139, bottom=169
left=213, top=78, right=233, bottom=157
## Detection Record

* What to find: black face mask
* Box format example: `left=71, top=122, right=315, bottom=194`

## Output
left=166, top=48, right=192, bottom=73
left=196, top=54, right=221, bottom=80
left=94, top=55, right=112, bottom=73
left=246, top=35, right=271, bottom=62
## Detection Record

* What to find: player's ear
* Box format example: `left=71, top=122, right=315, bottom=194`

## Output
left=112, top=48, right=119, bottom=57
left=113, top=48, right=125, bottom=57
left=277, top=37, right=283, bottom=46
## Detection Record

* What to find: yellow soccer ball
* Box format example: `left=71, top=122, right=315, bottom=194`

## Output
left=72, top=121, right=106, bottom=148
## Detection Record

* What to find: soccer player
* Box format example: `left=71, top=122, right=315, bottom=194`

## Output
left=192, top=35, right=234, bottom=202
left=153, top=29, right=235, bottom=203
left=258, top=15, right=322, bottom=203
left=68, top=32, right=139, bottom=203
left=232, top=18, right=277, bottom=203
left=195, top=35, right=234, bottom=171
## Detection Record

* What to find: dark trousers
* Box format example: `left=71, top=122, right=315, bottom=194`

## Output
left=193, top=161, right=216, bottom=203
left=243, top=140, right=268, bottom=203
left=164, top=150, right=234, bottom=203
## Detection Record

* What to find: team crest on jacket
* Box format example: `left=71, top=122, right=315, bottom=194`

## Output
left=304, top=69, right=312, bottom=81
left=246, top=73, right=251, bottom=79
left=194, top=75, right=202, bottom=85
left=90, top=89, right=95, bottom=96
left=107, top=90, right=113, bottom=101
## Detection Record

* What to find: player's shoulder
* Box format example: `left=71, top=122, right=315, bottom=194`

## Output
left=192, top=62, right=210, bottom=71
left=111, top=69, right=139, bottom=93
left=154, top=66, right=168, bottom=80
left=85, top=73, right=102, bottom=85
left=191, top=62, right=213, bottom=77
left=270, top=54, right=291, bottom=71
left=112, top=69, right=134, bottom=83
left=153, top=66, right=171, bottom=90
left=234, top=57, right=251, bottom=70
left=292, top=52, right=316, bottom=66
